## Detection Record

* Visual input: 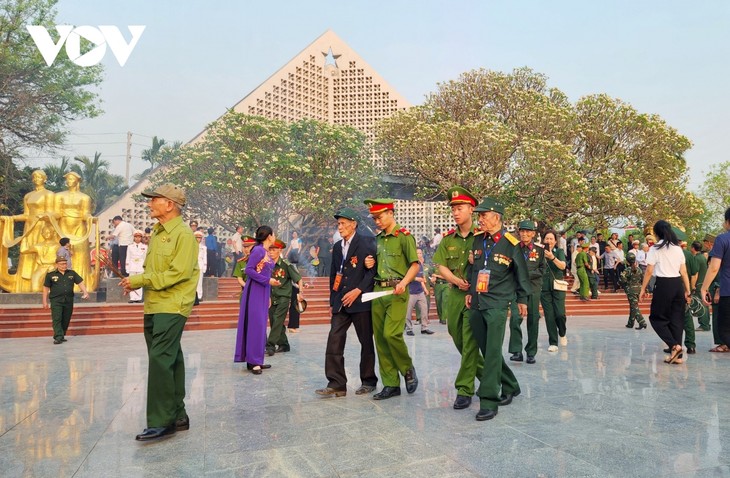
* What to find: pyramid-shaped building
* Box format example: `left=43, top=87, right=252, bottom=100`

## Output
left=99, top=30, right=452, bottom=241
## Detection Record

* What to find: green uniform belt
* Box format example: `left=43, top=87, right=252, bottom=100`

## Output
left=376, top=279, right=400, bottom=287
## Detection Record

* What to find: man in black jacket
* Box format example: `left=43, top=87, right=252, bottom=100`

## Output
left=315, top=207, right=378, bottom=397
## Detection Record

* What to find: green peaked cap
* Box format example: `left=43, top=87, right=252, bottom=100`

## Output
left=474, top=197, right=505, bottom=215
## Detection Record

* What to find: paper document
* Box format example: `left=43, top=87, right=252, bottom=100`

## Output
left=361, top=290, right=394, bottom=303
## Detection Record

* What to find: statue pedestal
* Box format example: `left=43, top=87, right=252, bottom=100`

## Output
left=203, top=277, right=219, bottom=300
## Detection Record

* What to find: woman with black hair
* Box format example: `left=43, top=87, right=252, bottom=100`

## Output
left=234, top=225, right=279, bottom=374
left=639, top=220, right=691, bottom=364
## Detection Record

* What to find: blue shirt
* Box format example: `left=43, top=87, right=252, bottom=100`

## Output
left=709, top=231, right=730, bottom=296
left=205, top=235, right=218, bottom=251
left=408, top=263, right=425, bottom=294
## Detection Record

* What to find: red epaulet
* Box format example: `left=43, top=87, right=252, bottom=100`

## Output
left=396, top=227, right=410, bottom=236
left=445, top=229, right=456, bottom=236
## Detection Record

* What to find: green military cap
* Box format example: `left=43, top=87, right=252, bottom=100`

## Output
left=517, top=220, right=536, bottom=231
left=704, top=233, right=716, bottom=243
left=364, top=198, right=395, bottom=215
left=334, top=207, right=360, bottom=221
left=626, top=252, right=636, bottom=263
left=474, top=197, right=505, bottom=215
left=446, top=186, right=478, bottom=207
left=671, top=226, right=688, bottom=242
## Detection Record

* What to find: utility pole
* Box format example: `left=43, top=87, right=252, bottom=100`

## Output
left=126, top=131, right=132, bottom=187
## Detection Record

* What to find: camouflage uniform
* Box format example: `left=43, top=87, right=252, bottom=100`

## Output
left=618, top=253, right=646, bottom=328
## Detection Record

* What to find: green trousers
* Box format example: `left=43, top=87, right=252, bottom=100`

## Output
left=541, top=287, right=567, bottom=346
left=143, top=313, right=187, bottom=428
left=50, top=296, right=74, bottom=341
left=693, top=288, right=710, bottom=330
left=446, top=287, right=483, bottom=396
left=470, top=306, right=520, bottom=411
left=577, top=267, right=590, bottom=299
left=267, top=297, right=290, bottom=348
left=508, top=293, right=540, bottom=356
left=683, top=306, right=696, bottom=349
left=588, top=272, right=599, bottom=299
left=434, top=282, right=449, bottom=323
left=625, top=289, right=646, bottom=326
left=372, top=286, right=413, bottom=387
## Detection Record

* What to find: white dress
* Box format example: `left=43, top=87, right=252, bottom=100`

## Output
left=125, top=242, right=147, bottom=301
left=197, top=243, right=207, bottom=299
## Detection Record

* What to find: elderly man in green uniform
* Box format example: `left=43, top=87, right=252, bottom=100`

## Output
left=43, top=256, right=89, bottom=344
left=432, top=186, right=483, bottom=409
left=267, top=239, right=304, bottom=355
left=232, top=236, right=256, bottom=288
left=619, top=252, right=647, bottom=329
left=363, top=198, right=420, bottom=400
left=467, top=197, right=529, bottom=422
left=120, top=183, right=198, bottom=441
left=508, top=220, right=546, bottom=365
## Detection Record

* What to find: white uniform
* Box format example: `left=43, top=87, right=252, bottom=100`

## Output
left=197, top=243, right=207, bottom=300
left=125, top=242, right=147, bottom=301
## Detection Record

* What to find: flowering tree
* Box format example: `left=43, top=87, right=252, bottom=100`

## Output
left=156, top=112, right=376, bottom=232
left=377, top=67, right=703, bottom=231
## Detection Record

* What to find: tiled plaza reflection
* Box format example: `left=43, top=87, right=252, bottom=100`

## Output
left=2, top=316, right=730, bottom=477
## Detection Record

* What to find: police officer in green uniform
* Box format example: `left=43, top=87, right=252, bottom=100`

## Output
left=432, top=186, right=483, bottom=409
left=467, top=197, right=530, bottom=422
left=232, top=235, right=255, bottom=288
left=121, top=183, right=198, bottom=441
left=508, top=220, right=546, bottom=365
left=363, top=198, right=420, bottom=400
left=267, top=239, right=303, bottom=355
left=42, top=256, right=89, bottom=344
left=618, top=252, right=647, bottom=329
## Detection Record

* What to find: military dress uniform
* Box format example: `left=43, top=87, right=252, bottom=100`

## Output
left=468, top=197, right=530, bottom=420
left=267, top=240, right=302, bottom=354
left=508, top=220, right=546, bottom=363
left=619, top=253, right=647, bottom=329
left=366, top=198, right=419, bottom=397
left=44, top=259, right=85, bottom=343
left=432, top=186, right=483, bottom=404
left=232, top=236, right=256, bottom=287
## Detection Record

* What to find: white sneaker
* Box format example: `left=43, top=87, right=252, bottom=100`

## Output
left=559, top=336, right=568, bottom=346
left=548, top=345, right=559, bottom=352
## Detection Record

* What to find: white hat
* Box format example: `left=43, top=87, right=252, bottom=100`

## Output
left=194, top=230, right=204, bottom=237
left=134, top=230, right=144, bottom=236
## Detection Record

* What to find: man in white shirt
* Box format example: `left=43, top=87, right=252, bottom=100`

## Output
left=111, top=215, right=135, bottom=276
left=229, top=226, right=243, bottom=276
left=430, top=228, right=443, bottom=250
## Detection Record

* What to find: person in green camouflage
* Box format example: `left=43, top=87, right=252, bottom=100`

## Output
left=432, top=186, right=483, bottom=410
left=619, top=252, right=647, bottom=329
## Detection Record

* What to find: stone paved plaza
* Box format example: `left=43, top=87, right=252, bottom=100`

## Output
left=2, top=315, right=730, bottom=477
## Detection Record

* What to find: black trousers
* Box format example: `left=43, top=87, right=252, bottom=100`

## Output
left=649, top=277, right=686, bottom=348
left=325, top=310, right=378, bottom=390
left=603, top=268, right=618, bottom=291
left=718, top=296, right=730, bottom=347
left=206, top=249, right=217, bottom=276
left=118, top=245, right=129, bottom=276
left=287, top=292, right=300, bottom=329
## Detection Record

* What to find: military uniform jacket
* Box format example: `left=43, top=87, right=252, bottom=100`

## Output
left=232, top=255, right=250, bottom=283
left=695, top=253, right=708, bottom=289
left=44, top=268, right=83, bottom=300
left=518, top=241, right=546, bottom=294
left=433, top=226, right=476, bottom=288
left=683, top=249, right=699, bottom=280
left=469, top=229, right=530, bottom=309
left=329, top=232, right=376, bottom=313
left=375, top=224, right=418, bottom=281
left=270, top=257, right=302, bottom=300
left=619, top=265, right=643, bottom=292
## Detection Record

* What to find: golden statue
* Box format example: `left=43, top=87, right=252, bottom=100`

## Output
left=54, top=172, right=99, bottom=291
left=0, top=170, right=57, bottom=292
left=0, top=170, right=100, bottom=293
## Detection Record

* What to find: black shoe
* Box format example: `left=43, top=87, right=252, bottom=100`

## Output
left=499, top=390, right=521, bottom=406
left=275, top=345, right=290, bottom=353
left=636, top=323, right=647, bottom=330
left=61, top=337, right=67, bottom=342
left=406, top=330, right=415, bottom=336
left=266, top=347, right=276, bottom=356
left=509, top=352, right=524, bottom=362
left=526, top=355, right=536, bottom=364
left=476, top=409, right=498, bottom=421
left=421, top=329, right=434, bottom=335
left=373, top=386, right=401, bottom=400
left=687, top=348, right=696, bottom=354
left=355, top=385, right=376, bottom=395
left=246, top=363, right=271, bottom=370
left=439, top=320, right=447, bottom=324
left=405, top=367, right=418, bottom=394
left=695, top=327, right=710, bottom=332
left=663, top=348, right=671, bottom=353
left=175, top=415, right=190, bottom=431
left=53, top=339, right=62, bottom=345
left=453, top=396, right=472, bottom=409
left=135, top=425, right=176, bottom=441
left=250, top=367, right=263, bottom=375
left=315, top=387, right=347, bottom=397
left=625, top=324, right=634, bottom=328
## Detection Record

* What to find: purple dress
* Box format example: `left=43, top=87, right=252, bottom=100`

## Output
left=234, top=244, right=274, bottom=364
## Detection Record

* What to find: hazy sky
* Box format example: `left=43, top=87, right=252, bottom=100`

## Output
left=27, top=0, right=730, bottom=190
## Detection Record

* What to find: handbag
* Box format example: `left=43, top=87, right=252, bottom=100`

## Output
left=547, top=253, right=568, bottom=291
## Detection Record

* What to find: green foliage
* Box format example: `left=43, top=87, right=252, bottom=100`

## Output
left=156, top=113, right=376, bottom=231
left=377, top=67, right=703, bottom=231
left=697, top=161, right=730, bottom=234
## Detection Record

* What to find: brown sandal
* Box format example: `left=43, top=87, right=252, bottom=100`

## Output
left=709, top=344, right=730, bottom=353
left=666, top=346, right=683, bottom=364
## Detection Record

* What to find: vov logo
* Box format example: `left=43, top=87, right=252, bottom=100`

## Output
left=26, top=25, right=145, bottom=67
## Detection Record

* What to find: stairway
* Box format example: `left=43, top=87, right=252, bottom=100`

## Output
left=0, top=276, right=649, bottom=339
